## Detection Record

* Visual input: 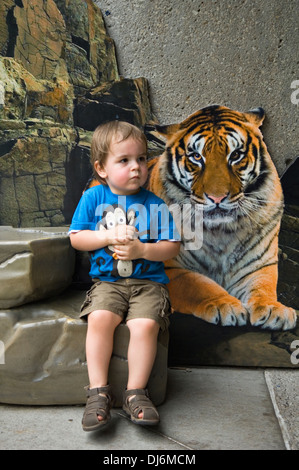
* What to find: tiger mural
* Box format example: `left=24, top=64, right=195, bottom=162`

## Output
left=147, top=105, right=297, bottom=330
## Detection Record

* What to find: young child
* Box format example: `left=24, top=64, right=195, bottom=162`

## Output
left=69, top=121, right=180, bottom=431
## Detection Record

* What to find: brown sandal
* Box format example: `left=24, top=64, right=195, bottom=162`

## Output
left=82, top=385, right=115, bottom=432
left=123, top=388, right=160, bottom=426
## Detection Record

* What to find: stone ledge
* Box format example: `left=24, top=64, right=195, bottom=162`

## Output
left=0, top=288, right=169, bottom=406
left=0, top=226, right=75, bottom=308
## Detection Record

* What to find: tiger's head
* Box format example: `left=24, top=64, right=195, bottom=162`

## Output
left=149, top=105, right=283, bottom=229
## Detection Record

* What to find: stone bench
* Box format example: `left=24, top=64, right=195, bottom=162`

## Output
left=0, top=288, right=169, bottom=406
left=0, top=226, right=75, bottom=308
left=0, top=227, right=169, bottom=406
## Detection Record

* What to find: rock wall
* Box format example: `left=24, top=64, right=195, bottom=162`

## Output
left=0, top=0, right=154, bottom=228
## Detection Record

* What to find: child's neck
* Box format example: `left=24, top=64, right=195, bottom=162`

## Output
left=106, top=183, right=141, bottom=196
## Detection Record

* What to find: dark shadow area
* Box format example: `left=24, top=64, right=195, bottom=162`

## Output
left=63, top=143, right=92, bottom=224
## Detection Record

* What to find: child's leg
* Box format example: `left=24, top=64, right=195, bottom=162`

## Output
left=86, top=309, right=122, bottom=389
left=126, top=318, right=160, bottom=389
left=82, top=309, right=122, bottom=429
left=126, top=318, right=160, bottom=419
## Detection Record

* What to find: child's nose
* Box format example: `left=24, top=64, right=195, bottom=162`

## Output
left=131, top=159, right=140, bottom=169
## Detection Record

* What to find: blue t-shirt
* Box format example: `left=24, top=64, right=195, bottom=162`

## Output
left=69, top=184, right=180, bottom=284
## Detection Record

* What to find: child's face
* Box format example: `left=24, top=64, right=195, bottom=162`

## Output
left=95, top=136, right=148, bottom=195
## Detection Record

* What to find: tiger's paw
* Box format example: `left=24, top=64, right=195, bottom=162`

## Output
left=194, top=296, right=248, bottom=327
left=248, top=302, right=297, bottom=330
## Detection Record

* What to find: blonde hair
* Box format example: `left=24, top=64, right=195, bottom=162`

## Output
left=91, top=121, right=148, bottom=184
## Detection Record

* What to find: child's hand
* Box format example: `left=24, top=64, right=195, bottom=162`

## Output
left=106, top=225, right=137, bottom=245
left=113, top=238, right=145, bottom=260
left=114, top=239, right=181, bottom=262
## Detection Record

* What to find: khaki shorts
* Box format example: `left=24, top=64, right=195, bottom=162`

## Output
left=80, top=278, right=171, bottom=331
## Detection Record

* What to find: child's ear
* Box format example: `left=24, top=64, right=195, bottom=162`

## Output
left=94, top=161, right=107, bottom=179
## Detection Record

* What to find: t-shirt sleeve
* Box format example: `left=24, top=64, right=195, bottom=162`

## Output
left=68, top=190, right=98, bottom=233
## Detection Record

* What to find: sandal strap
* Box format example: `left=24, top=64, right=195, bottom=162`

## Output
left=82, top=385, right=114, bottom=430
left=123, top=388, right=159, bottom=421
left=85, top=394, right=109, bottom=419
left=123, top=388, right=149, bottom=400
left=85, top=384, right=112, bottom=399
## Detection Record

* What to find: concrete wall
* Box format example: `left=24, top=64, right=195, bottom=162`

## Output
left=95, top=0, right=299, bottom=175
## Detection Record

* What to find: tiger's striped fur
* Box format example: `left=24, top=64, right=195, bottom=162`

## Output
left=148, top=105, right=297, bottom=330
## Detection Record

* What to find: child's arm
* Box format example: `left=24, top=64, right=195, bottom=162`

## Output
left=70, top=225, right=136, bottom=252
left=113, top=239, right=180, bottom=262
left=142, top=240, right=181, bottom=261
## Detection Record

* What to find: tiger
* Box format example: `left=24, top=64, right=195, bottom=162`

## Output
left=147, top=105, right=297, bottom=330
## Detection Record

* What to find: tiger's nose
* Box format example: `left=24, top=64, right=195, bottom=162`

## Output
left=206, top=193, right=228, bottom=204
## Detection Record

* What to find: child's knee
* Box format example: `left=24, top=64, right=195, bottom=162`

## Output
left=127, top=317, right=160, bottom=336
left=88, top=310, right=121, bottom=329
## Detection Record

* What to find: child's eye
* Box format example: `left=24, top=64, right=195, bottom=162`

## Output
left=119, top=158, right=128, bottom=163
left=138, top=156, right=146, bottom=162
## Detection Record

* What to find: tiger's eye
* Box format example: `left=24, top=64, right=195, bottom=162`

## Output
left=230, top=150, right=242, bottom=161
left=189, top=152, right=205, bottom=168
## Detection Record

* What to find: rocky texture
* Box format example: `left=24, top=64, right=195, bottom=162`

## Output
left=0, top=0, right=154, bottom=228
left=53, top=0, right=119, bottom=94
left=74, top=77, right=154, bottom=132
left=0, top=226, right=75, bottom=308
left=0, top=118, right=79, bottom=227
left=1, top=0, right=118, bottom=91
left=0, top=288, right=169, bottom=406
left=0, top=57, right=74, bottom=124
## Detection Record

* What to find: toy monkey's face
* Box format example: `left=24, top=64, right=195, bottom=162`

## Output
left=105, top=207, right=127, bottom=228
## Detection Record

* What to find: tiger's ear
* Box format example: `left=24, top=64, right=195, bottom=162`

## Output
left=244, top=107, right=265, bottom=127
left=154, top=123, right=181, bottom=137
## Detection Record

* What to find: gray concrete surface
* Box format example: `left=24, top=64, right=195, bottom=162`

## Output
left=95, top=0, right=299, bottom=175
left=0, top=367, right=298, bottom=451
left=265, top=369, right=299, bottom=451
